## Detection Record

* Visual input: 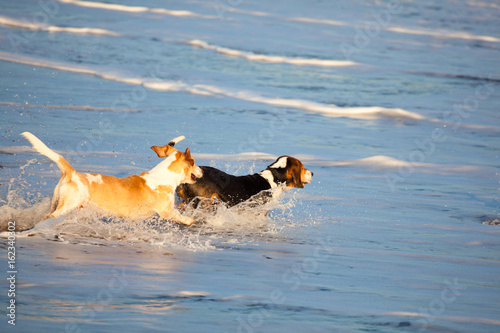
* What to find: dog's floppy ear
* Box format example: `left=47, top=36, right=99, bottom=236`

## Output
left=287, top=158, right=304, bottom=188
left=151, top=145, right=177, bottom=158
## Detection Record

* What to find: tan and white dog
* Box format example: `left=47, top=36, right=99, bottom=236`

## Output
left=22, top=132, right=203, bottom=225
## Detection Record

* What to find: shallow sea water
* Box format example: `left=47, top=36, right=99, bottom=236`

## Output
left=0, top=0, right=499, bottom=332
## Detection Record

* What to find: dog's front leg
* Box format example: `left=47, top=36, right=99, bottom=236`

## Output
left=164, top=209, right=195, bottom=226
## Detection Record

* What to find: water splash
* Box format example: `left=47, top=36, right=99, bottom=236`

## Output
left=14, top=191, right=297, bottom=251
left=1, top=161, right=299, bottom=250
left=0, top=159, right=51, bottom=232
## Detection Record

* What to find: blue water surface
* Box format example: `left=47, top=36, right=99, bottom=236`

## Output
left=0, top=0, right=499, bottom=332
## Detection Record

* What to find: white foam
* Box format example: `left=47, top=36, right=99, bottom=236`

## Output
left=225, top=8, right=272, bottom=17
left=0, top=51, right=424, bottom=121
left=0, top=15, right=120, bottom=36
left=387, top=26, right=500, bottom=43
left=57, top=0, right=217, bottom=19
left=225, top=8, right=347, bottom=27
left=171, top=291, right=211, bottom=297
left=187, top=40, right=358, bottom=67
left=286, top=17, right=346, bottom=26
left=142, top=80, right=212, bottom=96
left=314, top=155, right=493, bottom=177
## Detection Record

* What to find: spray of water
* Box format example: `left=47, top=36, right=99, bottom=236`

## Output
left=0, top=159, right=51, bottom=231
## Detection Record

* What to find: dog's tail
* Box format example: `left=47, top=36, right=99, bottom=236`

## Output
left=21, top=132, right=75, bottom=176
left=168, top=135, right=185, bottom=147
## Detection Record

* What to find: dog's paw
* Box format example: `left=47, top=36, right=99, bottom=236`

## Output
left=179, top=216, right=195, bottom=226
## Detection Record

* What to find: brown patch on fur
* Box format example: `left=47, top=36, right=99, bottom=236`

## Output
left=167, top=149, right=199, bottom=184
left=167, top=152, right=184, bottom=173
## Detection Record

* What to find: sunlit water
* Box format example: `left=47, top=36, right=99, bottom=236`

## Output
left=0, top=0, right=499, bottom=332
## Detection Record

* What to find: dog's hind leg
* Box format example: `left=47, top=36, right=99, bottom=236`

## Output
left=47, top=177, right=86, bottom=218
left=48, top=196, right=83, bottom=218
left=48, top=176, right=64, bottom=216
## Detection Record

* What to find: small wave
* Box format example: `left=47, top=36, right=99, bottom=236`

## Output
left=225, top=8, right=272, bottom=17
left=313, top=155, right=494, bottom=177
left=148, top=80, right=421, bottom=120
left=387, top=26, right=500, bottom=43
left=325, top=155, right=433, bottom=168
left=192, top=85, right=426, bottom=120
left=282, top=15, right=500, bottom=45
left=187, top=40, right=357, bottom=67
left=0, top=146, right=37, bottom=155
left=286, top=17, right=346, bottom=26
left=0, top=50, right=109, bottom=76
left=0, top=101, right=139, bottom=112
left=0, top=15, right=120, bottom=36
left=57, top=0, right=217, bottom=19
left=224, top=8, right=347, bottom=27
left=0, top=51, right=423, bottom=121
left=428, top=118, right=500, bottom=131
left=383, top=311, right=500, bottom=326
left=407, top=71, right=500, bottom=83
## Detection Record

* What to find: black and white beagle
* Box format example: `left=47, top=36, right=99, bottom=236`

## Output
left=175, top=156, right=313, bottom=208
